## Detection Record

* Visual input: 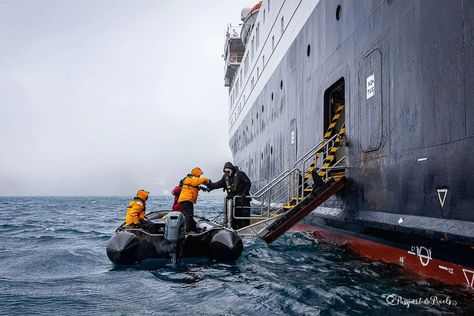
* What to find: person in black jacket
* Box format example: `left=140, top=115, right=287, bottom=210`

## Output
left=207, top=162, right=252, bottom=229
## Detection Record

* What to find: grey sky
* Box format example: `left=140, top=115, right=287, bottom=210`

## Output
left=0, top=0, right=254, bottom=196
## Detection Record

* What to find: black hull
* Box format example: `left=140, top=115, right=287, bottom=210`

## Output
left=225, top=0, right=474, bottom=287
left=228, top=0, right=474, bottom=278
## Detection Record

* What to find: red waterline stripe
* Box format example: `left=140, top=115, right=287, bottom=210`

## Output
left=289, top=223, right=474, bottom=289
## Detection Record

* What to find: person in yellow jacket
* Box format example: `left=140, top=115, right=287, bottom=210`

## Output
left=125, top=189, right=149, bottom=227
left=178, top=167, right=210, bottom=232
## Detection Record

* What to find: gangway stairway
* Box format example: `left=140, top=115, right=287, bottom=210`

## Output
left=235, top=104, right=347, bottom=243
left=257, top=177, right=345, bottom=243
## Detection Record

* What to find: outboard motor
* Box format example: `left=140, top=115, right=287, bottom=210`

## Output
left=165, top=211, right=186, bottom=265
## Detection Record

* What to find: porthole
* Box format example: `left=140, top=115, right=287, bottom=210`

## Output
left=280, top=80, right=283, bottom=90
left=307, top=44, right=311, bottom=57
left=336, top=5, right=342, bottom=21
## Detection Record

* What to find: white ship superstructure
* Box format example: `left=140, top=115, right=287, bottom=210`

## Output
left=225, top=0, right=319, bottom=137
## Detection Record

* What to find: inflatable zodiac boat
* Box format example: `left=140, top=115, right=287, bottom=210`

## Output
left=106, top=211, right=243, bottom=265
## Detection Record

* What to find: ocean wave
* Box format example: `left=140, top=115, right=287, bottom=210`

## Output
left=0, top=196, right=472, bottom=315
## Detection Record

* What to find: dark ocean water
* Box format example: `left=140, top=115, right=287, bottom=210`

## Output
left=0, top=196, right=472, bottom=315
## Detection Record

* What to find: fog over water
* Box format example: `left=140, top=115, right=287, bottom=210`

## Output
left=0, top=0, right=255, bottom=196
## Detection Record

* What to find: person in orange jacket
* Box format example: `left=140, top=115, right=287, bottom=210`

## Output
left=178, top=167, right=210, bottom=232
left=125, top=189, right=149, bottom=227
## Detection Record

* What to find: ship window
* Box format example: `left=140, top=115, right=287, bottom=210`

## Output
left=307, top=44, right=311, bottom=57
left=244, top=55, right=249, bottom=76
left=271, top=146, right=273, bottom=155
left=262, top=55, right=265, bottom=67
left=271, top=92, right=274, bottom=101
left=252, top=118, right=254, bottom=125
left=268, top=0, right=270, bottom=12
left=263, top=9, right=266, bottom=23
left=256, top=112, right=258, bottom=120
left=336, top=5, right=342, bottom=21
left=251, top=37, right=255, bottom=60
left=261, top=152, right=263, bottom=160
left=280, top=80, right=283, bottom=90
left=257, top=67, right=260, bottom=77
left=281, top=16, right=284, bottom=34
left=256, top=23, right=260, bottom=48
left=262, top=105, right=264, bottom=113
left=272, top=35, right=275, bottom=50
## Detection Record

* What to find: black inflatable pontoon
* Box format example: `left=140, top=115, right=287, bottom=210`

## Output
left=106, top=211, right=243, bottom=265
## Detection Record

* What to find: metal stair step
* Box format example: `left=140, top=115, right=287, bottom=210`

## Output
left=258, top=177, right=347, bottom=243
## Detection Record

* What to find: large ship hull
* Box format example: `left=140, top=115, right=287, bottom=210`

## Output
left=228, top=0, right=474, bottom=288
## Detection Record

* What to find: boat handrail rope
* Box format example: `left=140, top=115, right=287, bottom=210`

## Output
left=120, top=228, right=163, bottom=237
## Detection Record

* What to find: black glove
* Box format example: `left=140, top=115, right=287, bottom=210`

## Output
left=199, top=186, right=211, bottom=192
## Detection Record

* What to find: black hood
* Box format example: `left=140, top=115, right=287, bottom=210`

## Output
left=223, top=162, right=236, bottom=172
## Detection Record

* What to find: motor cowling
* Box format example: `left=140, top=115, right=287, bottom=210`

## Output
left=165, top=212, right=186, bottom=242
left=165, top=212, right=186, bottom=265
